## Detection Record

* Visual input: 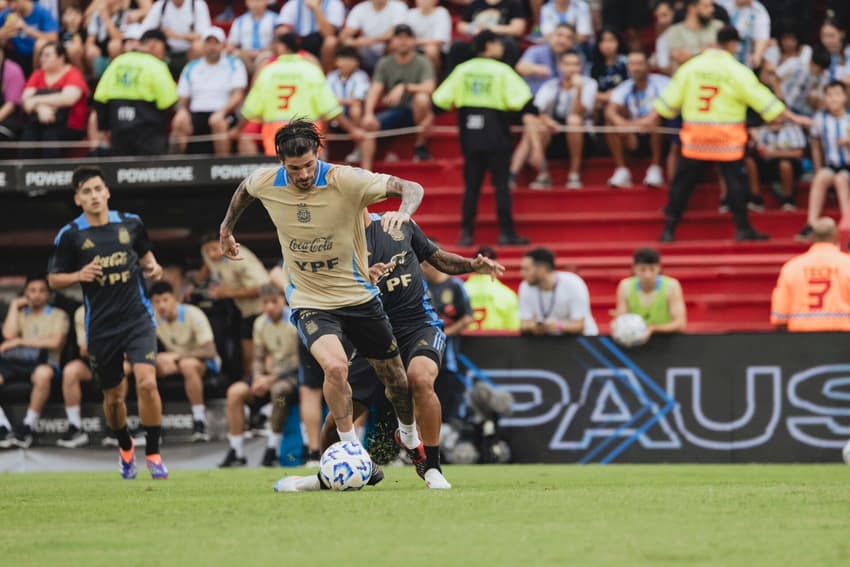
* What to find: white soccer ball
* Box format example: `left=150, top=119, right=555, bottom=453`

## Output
left=319, top=441, right=373, bottom=491
left=611, top=314, right=649, bottom=347
left=842, top=439, right=850, bottom=464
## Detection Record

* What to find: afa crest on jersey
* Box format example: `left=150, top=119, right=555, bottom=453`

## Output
left=118, top=227, right=130, bottom=244
left=297, top=203, right=311, bottom=224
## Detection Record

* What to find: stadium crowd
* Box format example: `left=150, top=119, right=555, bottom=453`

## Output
left=2, top=0, right=850, bottom=461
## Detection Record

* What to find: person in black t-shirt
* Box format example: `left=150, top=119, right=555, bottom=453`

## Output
left=48, top=165, right=168, bottom=481
left=447, top=0, right=526, bottom=72
left=277, top=211, right=503, bottom=492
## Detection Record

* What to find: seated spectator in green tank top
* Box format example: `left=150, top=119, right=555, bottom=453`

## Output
left=613, top=248, right=687, bottom=339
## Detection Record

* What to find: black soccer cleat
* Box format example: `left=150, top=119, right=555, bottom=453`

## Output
left=367, top=463, right=385, bottom=486
left=260, top=448, right=278, bottom=467
left=0, top=426, right=14, bottom=449
left=13, top=425, right=33, bottom=448
left=191, top=420, right=210, bottom=442
left=219, top=448, right=247, bottom=468
left=57, top=425, right=89, bottom=448
left=394, top=430, right=427, bottom=480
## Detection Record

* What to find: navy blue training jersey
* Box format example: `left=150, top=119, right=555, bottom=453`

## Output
left=427, top=276, right=473, bottom=372
left=366, top=214, right=441, bottom=330
left=48, top=211, right=155, bottom=338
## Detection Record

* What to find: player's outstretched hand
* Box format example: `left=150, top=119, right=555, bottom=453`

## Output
left=368, top=261, right=396, bottom=285
left=143, top=261, right=163, bottom=281
left=471, top=254, right=505, bottom=278
left=381, top=212, right=410, bottom=233
left=78, top=259, right=103, bottom=282
left=220, top=233, right=243, bottom=260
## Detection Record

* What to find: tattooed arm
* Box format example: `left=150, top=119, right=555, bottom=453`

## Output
left=427, top=249, right=506, bottom=277
left=380, top=176, right=424, bottom=233
left=219, top=177, right=256, bottom=260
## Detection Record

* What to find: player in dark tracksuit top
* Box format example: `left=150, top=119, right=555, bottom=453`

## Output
left=294, top=211, right=504, bottom=491
left=47, top=166, right=169, bottom=481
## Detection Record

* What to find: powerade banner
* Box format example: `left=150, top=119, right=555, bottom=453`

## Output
left=3, top=156, right=279, bottom=192
left=460, top=333, right=850, bottom=463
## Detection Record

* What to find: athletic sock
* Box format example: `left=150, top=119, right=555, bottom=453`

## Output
left=337, top=428, right=358, bottom=443
left=144, top=425, right=161, bottom=456
left=306, top=449, right=321, bottom=461
left=66, top=406, right=82, bottom=429
left=23, top=409, right=39, bottom=429
left=397, top=420, right=420, bottom=450
left=228, top=434, right=245, bottom=458
left=191, top=405, right=206, bottom=423
left=259, top=403, right=272, bottom=418
left=425, top=445, right=441, bottom=472
left=0, top=407, right=12, bottom=430
left=267, top=432, right=282, bottom=450
left=355, top=425, right=366, bottom=444
left=113, top=427, right=133, bottom=451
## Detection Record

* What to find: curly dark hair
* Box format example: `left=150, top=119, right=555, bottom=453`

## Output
left=274, top=119, right=324, bottom=161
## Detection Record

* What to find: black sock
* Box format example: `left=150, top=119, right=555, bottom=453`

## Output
left=113, top=427, right=132, bottom=452
left=145, top=425, right=161, bottom=456
left=424, top=445, right=441, bottom=472
left=307, top=449, right=320, bottom=461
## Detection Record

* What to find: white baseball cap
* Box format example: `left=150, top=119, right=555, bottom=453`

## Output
left=123, top=24, right=144, bottom=41
left=202, top=27, right=226, bottom=43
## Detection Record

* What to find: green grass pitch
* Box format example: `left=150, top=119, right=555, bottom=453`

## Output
left=1, top=465, right=848, bottom=566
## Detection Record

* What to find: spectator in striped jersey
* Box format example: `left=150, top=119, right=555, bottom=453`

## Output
left=797, top=81, right=850, bottom=240
left=819, top=19, right=850, bottom=87
left=226, top=0, right=277, bottom=74
left=604, top=50, right=670, bottom=189
left=276, top=0, right=346, bottom=71
left=745, top=117, right=807, bottom=212
left=326, top=45, right=370, bottom=163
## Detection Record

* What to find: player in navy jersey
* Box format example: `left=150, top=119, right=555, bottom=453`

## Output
left=47, top=166, right=169, bottom=480
left=276, top=211, right=504, bottom=492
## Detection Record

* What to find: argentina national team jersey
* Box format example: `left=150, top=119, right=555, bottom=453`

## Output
left=812, top=111, right=850, bottom=169
left=48, top=211, right=155, bottom=339
left=366, top=214, right=441, bottom=330
left=609, top=74, right=670, bottom=118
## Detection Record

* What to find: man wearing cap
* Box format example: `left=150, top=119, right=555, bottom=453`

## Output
left=463, top=246, right=520, bottom=331
left=171, top=27, right=246, bottom=156
left=361, top=23, right=434, bottom=171
left=92, top=29, right=178, bottom=156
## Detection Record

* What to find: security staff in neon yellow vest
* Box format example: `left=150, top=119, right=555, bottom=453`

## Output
left=612, top=248, right=687, bottom=341
left=432, top=29, right=534, bottom=247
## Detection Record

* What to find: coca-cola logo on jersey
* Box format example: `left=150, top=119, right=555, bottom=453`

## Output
left=289, top=237, right=334, bottom=253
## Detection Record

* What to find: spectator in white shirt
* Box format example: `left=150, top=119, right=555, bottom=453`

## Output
left=327, top=45, right=370, bottom=162
left=402, top=0, right=452, bottom=77
left=511, top=49, right=597, bottom=190
left=763, top=27, right=815, bottom=115
left=141, top=0, right=211, bottom=73
left=277, top=0, right=345, bottom=71
left=85, top=0, right=130, bottom=77
left=519, top=248, right=598, bottom=336
left=340, top=0, right=408, bottom=71
left=715, top=0, right=770, bottom=69
left=171, top=26, right=246, bottom=156
left=539, top=0, right=591, bottom=42
left=227, top=0, right=276, bottom=73
left=605, top=51, right=670, bottom=188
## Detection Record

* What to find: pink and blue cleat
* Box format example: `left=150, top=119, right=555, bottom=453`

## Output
left=119, top=440, right=137, bottom=480
left=145, top=454, right=169, bottom=480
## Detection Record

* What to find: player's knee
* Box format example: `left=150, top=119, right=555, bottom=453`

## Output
left=323, top=361, right=349, bottom=386
left=227, top=381, right=249, bottom=403
left=62, top=361, right=84, bottom=383
left=178, top=357, right=202, bottom=376
left=566, top=114, right=582, bottom=127
left=412, top=93, right=432, bottom=113
left=135, top=374, right=158, bottom=396
left=32, top=365, right=55, bottom=387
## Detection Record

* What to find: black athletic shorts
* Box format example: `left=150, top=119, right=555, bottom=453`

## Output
left=825, top=165, right=850, bottom=175
left=298, top=341, right=326, bottom=389
left=190, top=111, right=237, bottom=137
left=88, top=323, right=157, bottom=390
left=755, top=157, right=803, bottom=184
left=295, top=298, right=399, bottom=361
left=240, top=313, right=259, bottom=340
left=0, top=358, right=41, bottom=383
left=347, top=324, right=447, bottom=405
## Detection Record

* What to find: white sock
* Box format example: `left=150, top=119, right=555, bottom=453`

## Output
left=228, top=434, right=245, bottom=458
left=296, top=475, right=322, bottom=491
left=191, top=405, right=206, bottom=423
left=260, top=403, right=272, bottom=418
left=397, top=420, right=420, bottom=449
left=267, top=432, right=282, bottom=450
left=66, top=406, right=82, bottom=429
left=0, top=408, right=11, bottom=430
left=356, top=425, right=366, bottom=444
left=337, top=428, right=358, bottom=443
left=23, top=409, right=39, bottom=429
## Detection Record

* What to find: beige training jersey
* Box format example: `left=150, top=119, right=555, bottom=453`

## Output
left=203, top=245, right=269, bottom=317
left=17, top=305, right=70, bottom=366
left=244, top=161, right=389, bottom=311
left=252, top=313, right=299, bottom=376
left=74, top=305, right=86, bottom=350
left=155, top=303, right=217, bottom=359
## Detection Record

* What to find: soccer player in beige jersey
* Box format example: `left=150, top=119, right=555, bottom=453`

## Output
left=219, top=119, right=425, bottom=484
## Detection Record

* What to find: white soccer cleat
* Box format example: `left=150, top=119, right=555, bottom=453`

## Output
left=607, top=166, right=633, bottom=188
left=424, top=468, right=452, bottom=490
left=303, top=459, right=320, bottom=469
left=273, top=475, right=322, bottom=492
left=643, top=164, right=664, bottom=187
left=566, top=172, right=583, bottom=190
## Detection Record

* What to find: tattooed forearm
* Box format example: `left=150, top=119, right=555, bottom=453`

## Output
left=427, top=249, right=474, bottom=275
left=220, top=179, right=256, bottom=234
left=386, top=176, right=424, bottom=217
